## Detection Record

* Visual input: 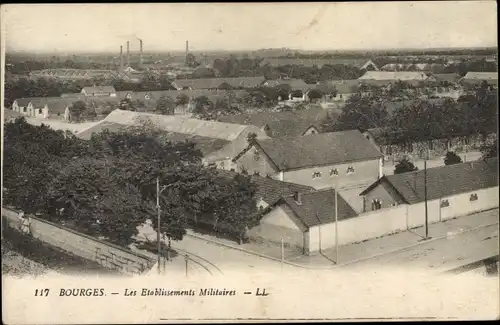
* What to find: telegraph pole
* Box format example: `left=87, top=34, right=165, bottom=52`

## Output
left=156, top=177, right=161, bottom=274
left=424, top=157, right=429, bottom=239
left=280, top=237, right=284, bottom=273
left=334, top=178, right=339, bottom=265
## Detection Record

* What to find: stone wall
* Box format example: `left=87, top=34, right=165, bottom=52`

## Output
left=2, top=208, right=155, bottom=275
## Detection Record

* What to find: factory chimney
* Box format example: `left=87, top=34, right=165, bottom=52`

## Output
left=139, top=39, right=144, bottom=68
left=185, top=40, right=189, bottom=65
left=126, top=41, right=130, bottom=67
left=119, top=45, right=124, bottom=73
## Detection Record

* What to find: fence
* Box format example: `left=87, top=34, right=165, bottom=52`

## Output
left=2, top=208, right=155, bottom=275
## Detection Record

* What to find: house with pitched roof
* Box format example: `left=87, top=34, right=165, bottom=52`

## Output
left=217, top=107, right=328, bottom=138
left=232, top=130, right=384, bottom=190
left=11, top=97, right=76, bottom=120
left=247, top=187, right=358, bottom=254
left=360, top=159, right=498, bottom=221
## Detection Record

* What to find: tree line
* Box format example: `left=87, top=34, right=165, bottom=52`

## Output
left=3, top=118, right=261, bottom=246
left=321, top=82, right=498, bottom=144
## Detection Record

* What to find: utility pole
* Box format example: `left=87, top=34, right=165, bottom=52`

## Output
left=280, top=237, right=284, bottom=273
left=156, top=177, right=161, bottom=274
left=424, top=157, right=429, bottom=239
left=334, top=178, right=339, bottom=265
left=185, top=254, right=189, bottom=276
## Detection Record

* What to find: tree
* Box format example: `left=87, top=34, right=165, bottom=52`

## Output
left=69, top=100, right=88, bottom=122
left=176, top=93, right=190, bottom=106
left=155, top=96, right=175, bottom=115
left=307, top=89, right=323, bottom=101
left=480, top=136, right=498, bottom=159
left=322, top=93, right=389, bottom=133
left=394, top=157, right=418, bottom=174
left=444, top=151, right=463, bottom=165
left=246, top=132, right=257, bottom=144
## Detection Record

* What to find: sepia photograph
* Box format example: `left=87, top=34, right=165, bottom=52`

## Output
left=1, top=2, right=498, bottom=323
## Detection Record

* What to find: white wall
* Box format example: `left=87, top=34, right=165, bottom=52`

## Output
left=307, top=205, right=408, bottom=253
left=306, top=186, right=499, bottom=254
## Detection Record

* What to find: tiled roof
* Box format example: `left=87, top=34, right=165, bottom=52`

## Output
left=14, top=97, right=46, bottom=107
left=360, top=158, right=499, bottom=204
left=462, top=72, right=498, bottom=81
left=172, top=77, right=265, bottom=90
left=215, top=169, right=315, bottom=207
left=358, top=71, right=429, bottom=81
left=263, top=78, right=310, bottom=90
left=75, top=120, right=230, bottom=156
left=29, top=98, right=77, bottom=114
left=218, top=107, right=328, bottom=137
left=82, top=86, right=117, bottom=94
left=280, top=188, right=358, bottom=227
left=432, top=73, right=461, bottom=83
left=104, top=109, right=263, bottom=141
left=252, top=130, right=383, bottom=171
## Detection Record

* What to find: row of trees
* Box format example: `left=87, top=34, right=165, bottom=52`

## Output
left=3, top=118, right=261, bottom=246
left=322, top=82, right=498, bottom=144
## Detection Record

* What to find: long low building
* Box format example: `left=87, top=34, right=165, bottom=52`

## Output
left=75, top=109, right=269, bottom=163
left=171, top=76, right=266, bottom=90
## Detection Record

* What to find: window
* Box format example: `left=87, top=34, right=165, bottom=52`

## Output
left=346, top=166, right=355, bottom=174
left=254, top=150, right=260, bottom=161
left=312, top=172, right=322, bottom=179
left=470, top=193, right=478, bottom=202
left=38, top=108, right=43, bottom=114
left=310, top=130, right=316, bottom=135
left=330, top=168, right=339, bottom=176
left=428, top=141, right=434, bottom=151
left=23, top=107, right=27, bottom=112
left=372, top=199, right=382, bottom=210
left=440, top=199, right=450, bottom=208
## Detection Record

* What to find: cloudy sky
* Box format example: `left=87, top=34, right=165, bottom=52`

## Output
left=1, top=2, right=497, bottom=53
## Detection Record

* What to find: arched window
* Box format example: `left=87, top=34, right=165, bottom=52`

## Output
left=372, top=199, right=382, bottom=210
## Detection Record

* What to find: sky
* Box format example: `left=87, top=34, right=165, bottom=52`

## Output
left=1, top=2, right=498, bottom=53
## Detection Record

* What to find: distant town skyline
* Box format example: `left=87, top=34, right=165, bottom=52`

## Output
left=1, top=2, right=497, bottom=54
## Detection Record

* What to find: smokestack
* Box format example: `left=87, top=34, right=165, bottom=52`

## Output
left=119, top=45, right=124, bottom=73
left=185, top=40, right=189, bottom=65
left=139, top=39, right=143, bottom=68
left=126, top=41, right=130, bottom=67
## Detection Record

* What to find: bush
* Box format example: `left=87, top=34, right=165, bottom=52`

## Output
left=394, top=157, right=418, bottom=174
left=444, top=151, right=463, bottom=165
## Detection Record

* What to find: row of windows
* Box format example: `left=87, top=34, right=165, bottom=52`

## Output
left=440, top=193, right=479, bottom=207
left=312, top=166, right=355, bottom=179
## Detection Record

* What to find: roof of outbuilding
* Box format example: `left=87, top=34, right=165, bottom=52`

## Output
left=14, top=97, right=46, bottom=107
left=245, top=130, right=383, bottom=171
left=172, top=76, right=265, bottom=89
left=432, top=73, right=462, bottom=83
left=279, top=188, right=358, bottom=227
left=263, top=78, right=310, bottom=90
left=462, top=72, right=498, bottom=81
left=215, top=169, right=315, bottom=207
left=360, top=158, right=499, bottom=204
left=75, top=120, right=230, bottom=155
left=82, top=86, right=117, bottom=93
left=358, top=71, right=429, bottom=81
left=103, top=109, right=263, bottom=141
left=218, top=107, right=328, bottom=137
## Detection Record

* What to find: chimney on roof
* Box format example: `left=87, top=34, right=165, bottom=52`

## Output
left=293, top=191, right=302, bottom=205
left=126, top=41, right=130, bottom=67
left=139, top=39, right=144, bottom=68
left=119, top=45, right=124, bottom=73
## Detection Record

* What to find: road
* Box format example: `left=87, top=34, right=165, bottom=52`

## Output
left=340, top=224, right=499, bottom=273
left=136, top=223, right=295, bottom=276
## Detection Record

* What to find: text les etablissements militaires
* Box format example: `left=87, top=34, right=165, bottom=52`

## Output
left=124, top=288, right=237, bottom=297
